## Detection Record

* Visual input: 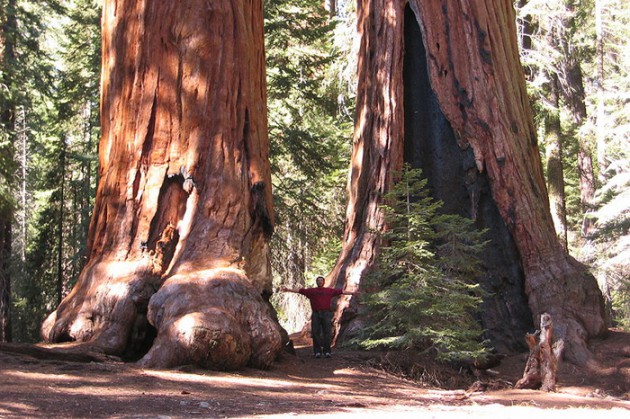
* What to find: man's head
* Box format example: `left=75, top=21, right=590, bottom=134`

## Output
left=315, top=276, right=325, bottom=287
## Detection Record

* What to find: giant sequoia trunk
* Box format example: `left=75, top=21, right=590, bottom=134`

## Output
left=41, top=0, right=283, bottom=370
left=331, top=0, right=607, bottom=364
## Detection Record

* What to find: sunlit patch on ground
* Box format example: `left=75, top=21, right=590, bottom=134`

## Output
left=0, top=331, right=628, bottom=418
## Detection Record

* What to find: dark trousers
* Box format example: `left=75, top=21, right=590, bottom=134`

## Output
left=311, top=311, right=333, bottom=354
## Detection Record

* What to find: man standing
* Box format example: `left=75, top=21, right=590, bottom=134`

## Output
left=280, top=276, right=356, bottom=358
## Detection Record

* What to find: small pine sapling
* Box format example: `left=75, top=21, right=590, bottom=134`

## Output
left=357, top=165, right=489, bottom=362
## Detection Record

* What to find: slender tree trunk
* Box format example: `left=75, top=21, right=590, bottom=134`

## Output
left=0, top=0, right=17, bottom=344
left=56, top=135, right=66, bottom=305
left=545, top=74, right=568, bottom=250
left=18, top=106, right=27, bottom=263
left=563, top=60, right=597, bottom=236
left=42, top=0, right=283, bottom=370
left=324, top=0, right=336, bottom=17
left=0, top=222, right=10, bottom=343
left=595, top=0, right=606, bottom=177
left=516, top=0, right=533, bottom=54
left=558, top=3, right=597, bottom=236
left=331, top=0, right=607, bottom=365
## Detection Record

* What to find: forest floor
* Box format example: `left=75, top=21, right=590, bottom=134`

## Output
left=0, top=330, right=628, bottom=418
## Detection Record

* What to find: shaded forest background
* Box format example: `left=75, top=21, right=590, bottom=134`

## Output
left=0, top=0, right=628, bottom=344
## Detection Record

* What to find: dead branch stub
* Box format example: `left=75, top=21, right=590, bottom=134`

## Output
left=515, top=313, right=565, bottom=391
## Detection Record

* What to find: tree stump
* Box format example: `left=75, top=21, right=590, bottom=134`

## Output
left=515, top=313, right=565, bottom=391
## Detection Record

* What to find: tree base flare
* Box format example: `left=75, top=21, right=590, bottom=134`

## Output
left=139, top=268, right=283, bottom=371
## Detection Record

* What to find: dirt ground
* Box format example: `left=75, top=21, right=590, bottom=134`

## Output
left=0, top=330, right=628, bottom=418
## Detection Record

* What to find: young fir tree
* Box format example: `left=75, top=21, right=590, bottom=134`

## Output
left=358, top=166, right=489, bottom=362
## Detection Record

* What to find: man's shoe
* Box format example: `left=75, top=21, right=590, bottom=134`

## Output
left=324, top=353, right=331, bottom=358
left=315, top=353, right=321, bottom=358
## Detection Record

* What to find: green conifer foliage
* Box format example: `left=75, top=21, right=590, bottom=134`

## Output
left=10, top=0, right=100, bottom=342
left=264, top=0, right=352, bottom=330
left=516, top=0, right=630, bottom=329
left=1, top=0, right=64, bottom=342
left=357, top=166, right=489, bottom=362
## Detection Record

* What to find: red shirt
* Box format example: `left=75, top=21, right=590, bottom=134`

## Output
left=299, top=287, right=343, bottom=312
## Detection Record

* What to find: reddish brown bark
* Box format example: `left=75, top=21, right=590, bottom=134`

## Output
left=41, top=0, right=282, bottom=370
left=331, top=0, right=606, bottom=365
left=413, top=0, right=606, bottom=363
left=329, top=0, right=406, bottom=336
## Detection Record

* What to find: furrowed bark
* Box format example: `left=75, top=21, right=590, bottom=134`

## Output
left=411, top=0, right=606, bottom=363
left=331, top=0, right=606, bottom=365
left=41, top=0, right=282, bottom=370
left=329, top=0, right=406, bottom=339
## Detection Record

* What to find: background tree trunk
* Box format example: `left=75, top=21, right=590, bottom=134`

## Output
left=557, top=1, right=597, bottom=236
left=544, top=74, right=568, bottom=250
left=0, top=0, right=17, bottom=344
left=324, top=0, right=336, bottom=17
left=594, top=0, right=606, bottom=176
left=0, top=222, right=10, bottom=343
left=41, top=0, right=283, bottom=370
left=331, top=0, right=607, bottom=365
left=561, top=56, right=597, bottom=237
left=56, top=134, right=66, bottom=305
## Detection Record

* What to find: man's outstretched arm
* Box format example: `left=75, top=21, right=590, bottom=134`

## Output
left=279, top=286, right=301, bottom=293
